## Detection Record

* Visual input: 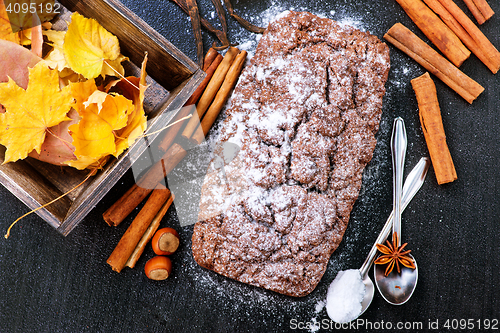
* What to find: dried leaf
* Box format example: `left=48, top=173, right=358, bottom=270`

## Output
left=101, top=53, right=128, bottom=78
left=0, top=61, right=72, bottom=163
left=68, top=80, right=135, bottom=169
left=0, top=39, right=41, bottom=89
left=1, top=12, right=145, bottom=170
left=70, top=78, right=99, bottom=111
left=63, top=12, right=122, bottom=79
left=28, top=108, right=79, bottom=164
left=0, top=39, right=42, bottom=113
left=43, top=29, right=68, bottom=71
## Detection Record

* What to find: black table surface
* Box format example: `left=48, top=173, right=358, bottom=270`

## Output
left=1, top=0, right=500, bottom=332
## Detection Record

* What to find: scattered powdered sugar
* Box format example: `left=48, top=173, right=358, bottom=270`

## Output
left=325, top=269, right=366, bottom=323
left=164, top=0, right=420, bottom=329
left=315, top=299, right=326, bottom=313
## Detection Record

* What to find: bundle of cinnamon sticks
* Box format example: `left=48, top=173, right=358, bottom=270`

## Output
left=106, top=47, right=247, bottom=272
left=386, top=0, right=497, bottom=185
left=386, top=0, right=498, bottom=103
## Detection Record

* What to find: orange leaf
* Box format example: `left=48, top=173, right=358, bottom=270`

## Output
left=67, top=81, right=134, bottom=169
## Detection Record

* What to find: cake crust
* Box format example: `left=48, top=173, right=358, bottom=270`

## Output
left=192, top=11, right=390, bottom=297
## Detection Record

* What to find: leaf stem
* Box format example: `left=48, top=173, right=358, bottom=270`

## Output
left=4, top=165, right=99, bottom=239
left=103, top=60, right=139, bottom=90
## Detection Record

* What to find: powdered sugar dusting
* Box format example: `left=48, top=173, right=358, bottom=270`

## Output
left=192, top=10, right=390, bottom=298
left=157, top=1, right=419, bottom=329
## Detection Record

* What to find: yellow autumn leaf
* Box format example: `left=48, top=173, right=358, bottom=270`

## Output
left=44, top=28, right=127, bottom=80
left=83, top=90, right=109, bottom=111
left=0, top=61, right=72, bottom=163
left=63, top=12, right=122, bottom=79
left=65, top=154, right=108, bottom=170
left=67, top=86, right=134, bottom=169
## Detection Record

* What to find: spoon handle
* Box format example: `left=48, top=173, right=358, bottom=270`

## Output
left=359, top=157, right=430, bottom=278
left=391, top=117, right=407, bottom=247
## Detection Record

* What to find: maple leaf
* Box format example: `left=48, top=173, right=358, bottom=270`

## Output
left=0, top=39, right=42, bottom=113
left=63, top=12, right=123, bottom=80
left=0, top=61, right=72, bottom=163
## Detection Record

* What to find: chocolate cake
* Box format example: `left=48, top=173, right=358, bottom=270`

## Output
left=192, top=11, right=390, bottom=297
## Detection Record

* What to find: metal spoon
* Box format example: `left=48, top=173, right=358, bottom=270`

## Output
left=374, top=117, right=418, bottom=305
left=357, top=156, right=430, bottom=316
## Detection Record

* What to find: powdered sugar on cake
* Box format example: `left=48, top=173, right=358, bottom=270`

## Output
left=192, top=11, right=389, bottom=297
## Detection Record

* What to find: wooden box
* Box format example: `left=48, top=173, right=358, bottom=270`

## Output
left=0, top=0, right=204, bottom=235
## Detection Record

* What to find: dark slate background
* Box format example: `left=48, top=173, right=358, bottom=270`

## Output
left=1, top=0, right=499, bottom=332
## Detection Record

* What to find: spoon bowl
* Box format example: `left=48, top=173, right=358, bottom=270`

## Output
left=359, top=272, right=375, bottom=316
left=374, top=254, right=418, bottom=305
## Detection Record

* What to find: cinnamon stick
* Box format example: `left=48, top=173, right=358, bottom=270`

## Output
left=157, top=51, right=223, bottom=152
left=203, top=47, right=220, bottom=72
left=424, top=0, right=500, bottom=73
left=104, top=47, right=246, bottom=227
left=103, top=49, right=226, bottom=226
left=107, top=185, right=171, bottom=273
left=411, top=72, right=457, bottom=185
left=157, top=105, right=196, bottom=153
left=183, top=53, right=224, bottom=108
left=384, top=23, right=484, bottom=103
left=103, top=144, right=175, bottom=227
left=103, top=183, right=151, bottom=227
left=394, top=0, right=470, bottom=67
left=182, top=46, right=240, bottom=139
left=462, top=0, right=494, bottom=25
left=103, top=143, right=188, bottom=226
left=191, top=50, right=248, bottom=144
left=125, top=194, right=175, bottom=269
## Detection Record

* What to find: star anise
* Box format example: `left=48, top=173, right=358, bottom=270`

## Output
left=374, top=232, right=416, bottom=276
